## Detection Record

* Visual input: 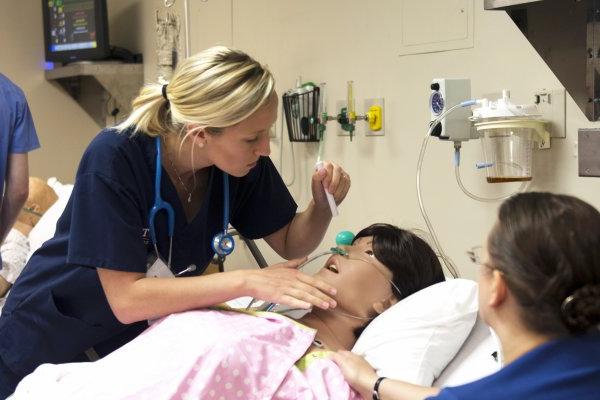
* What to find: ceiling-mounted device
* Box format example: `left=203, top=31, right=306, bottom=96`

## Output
left=485, top=0, right=598, bottom=121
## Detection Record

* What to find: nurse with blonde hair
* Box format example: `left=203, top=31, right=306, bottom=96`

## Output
left=0, top=46, right=351, bottom=397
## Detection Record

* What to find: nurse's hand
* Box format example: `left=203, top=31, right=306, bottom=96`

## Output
left=312, top=161, right=350, bottom=209
left=243, top=257, right=338, bottom=310
left=331, top=351, right=441, bottom=399
left=330, top=350, right=378, bottom=399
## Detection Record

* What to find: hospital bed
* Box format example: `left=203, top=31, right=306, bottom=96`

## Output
left=5, top=178, right=501, bottom=398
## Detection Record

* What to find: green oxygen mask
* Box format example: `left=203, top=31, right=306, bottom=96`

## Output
left=295, top=230, right=355, bottom=270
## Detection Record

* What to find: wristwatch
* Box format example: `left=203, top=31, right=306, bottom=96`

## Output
left=372, top=376, right=387, bottom=400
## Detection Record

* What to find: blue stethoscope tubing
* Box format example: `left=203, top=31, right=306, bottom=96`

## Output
left=149, top=137, right=175, bottom=267
left=211, top=173, right=235, bottom=258
left=149, top=137, right=234, bottom=271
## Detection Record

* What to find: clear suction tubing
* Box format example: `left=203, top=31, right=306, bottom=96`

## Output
left=417, top=100, right=481, bottom=278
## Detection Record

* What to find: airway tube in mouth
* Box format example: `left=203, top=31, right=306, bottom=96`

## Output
left=325, top=263, right=339, bottom=273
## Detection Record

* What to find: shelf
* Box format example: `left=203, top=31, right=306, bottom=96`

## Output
left=485, top=0, right=598, bottom=121
left=484, top=0, right=543, bottom=10
left=45, top=62, right=144, bottom=127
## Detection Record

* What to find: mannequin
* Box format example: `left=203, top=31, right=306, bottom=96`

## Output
left=0, top=177, right=57, bottom=297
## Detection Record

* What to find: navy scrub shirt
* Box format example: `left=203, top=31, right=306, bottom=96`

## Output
left=0, top=128, right=297, bottom=381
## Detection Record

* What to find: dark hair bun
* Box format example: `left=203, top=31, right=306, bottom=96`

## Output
left=562, top=284, right=600, bottom=333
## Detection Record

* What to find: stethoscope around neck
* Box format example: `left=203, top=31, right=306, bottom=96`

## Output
left=148, top=137, right=235, bottom=271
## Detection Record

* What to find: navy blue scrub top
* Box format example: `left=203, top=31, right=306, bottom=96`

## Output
left=0, top=129, right=297, bottom=378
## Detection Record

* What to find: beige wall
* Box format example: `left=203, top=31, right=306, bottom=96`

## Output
left=0, top=0, right=161, bottom=182
left=2, top=1, right=599, bottom=279
left=0, top=0, right=98, bottom=182
left=196, top=0, right=600, bottom=279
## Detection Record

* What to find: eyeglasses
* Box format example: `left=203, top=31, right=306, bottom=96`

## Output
left=341, top=246, right=403, bottom=298
left=466, top=246, right=497, bottom=271
left=466, top=246, right=485, bottom=265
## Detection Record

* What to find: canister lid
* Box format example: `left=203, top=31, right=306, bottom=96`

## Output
left=471, top=90, right=541, bottom=120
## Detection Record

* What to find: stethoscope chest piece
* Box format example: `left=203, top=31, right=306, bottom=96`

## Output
left=212, top=232, right=235, bottom=256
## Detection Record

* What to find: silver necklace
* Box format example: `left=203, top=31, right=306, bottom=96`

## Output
left=166, top=149, right=196, bottom=203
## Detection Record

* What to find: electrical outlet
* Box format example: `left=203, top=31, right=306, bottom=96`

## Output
left=364, top=98, right=385, bottom=136
left=534, top=88, right=566, bottom=138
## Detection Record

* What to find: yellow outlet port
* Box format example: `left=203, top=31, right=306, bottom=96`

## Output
left=367, top=105, right=382, bottom=131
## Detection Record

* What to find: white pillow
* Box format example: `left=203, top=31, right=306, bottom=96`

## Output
left=352, top=279, right=478, bottom=386
left=46, top=177, right=73, bottom=200
left=433, top=315, right=502, bottom=387
left=27, top=178, right=73, bottom=258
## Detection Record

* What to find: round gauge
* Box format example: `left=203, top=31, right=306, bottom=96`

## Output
left=430, top=91, right=445, bottom=116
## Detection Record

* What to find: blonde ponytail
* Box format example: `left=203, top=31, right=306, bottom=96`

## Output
left=117, top=46, right=275, bottom=138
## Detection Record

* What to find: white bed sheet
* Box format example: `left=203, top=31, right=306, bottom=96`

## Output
left=433, top=315, right=502, bottom=387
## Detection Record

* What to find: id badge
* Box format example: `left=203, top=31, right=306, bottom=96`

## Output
left=146, top=254, right=175, bottom=279
left=146, top=254, right=174, bottom=325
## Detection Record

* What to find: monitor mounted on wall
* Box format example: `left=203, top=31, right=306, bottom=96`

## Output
left=42, top=0, right=110, bottom=64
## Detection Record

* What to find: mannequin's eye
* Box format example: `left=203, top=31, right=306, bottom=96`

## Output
left=365, top=250, right=374, bottom=257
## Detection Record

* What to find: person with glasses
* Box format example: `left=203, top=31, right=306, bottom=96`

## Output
left=12, top=223, right=445, bottom=398
left=331, top=192, right=600, bottom=400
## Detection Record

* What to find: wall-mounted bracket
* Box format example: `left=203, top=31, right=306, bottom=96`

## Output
left=578, top=129, right=600, bottom=177
left=534, top=88, right=566, bottom=139
left=45, top=62, right=143, bottom=127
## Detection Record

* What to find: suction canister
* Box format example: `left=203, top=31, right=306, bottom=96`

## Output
left=471, top=91, right=549, bottom=183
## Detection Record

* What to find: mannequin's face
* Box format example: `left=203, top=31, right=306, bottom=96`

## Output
left=18, top=178, right=58, bottom=227
left=315, top=236, right=397, bottom=317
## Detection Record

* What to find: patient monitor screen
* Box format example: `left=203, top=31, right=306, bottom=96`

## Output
left=47, top=0, right=98, bottom=52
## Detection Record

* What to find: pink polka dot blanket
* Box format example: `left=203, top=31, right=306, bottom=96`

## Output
left=13, top=308, right=360, bottom=399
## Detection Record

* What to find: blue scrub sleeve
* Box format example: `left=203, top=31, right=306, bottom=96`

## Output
left=9, top=94, right=40, bottom=153
left=230, top=158, right=297, bottom=240
left=66, top=172, right=148, bottom=272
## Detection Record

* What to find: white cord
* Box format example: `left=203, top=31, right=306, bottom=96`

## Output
left=183, top=0, right=191, bottom=58
left=416, top=103, right=466, bottom=278
left=278, top=103, right=296, bottom=187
